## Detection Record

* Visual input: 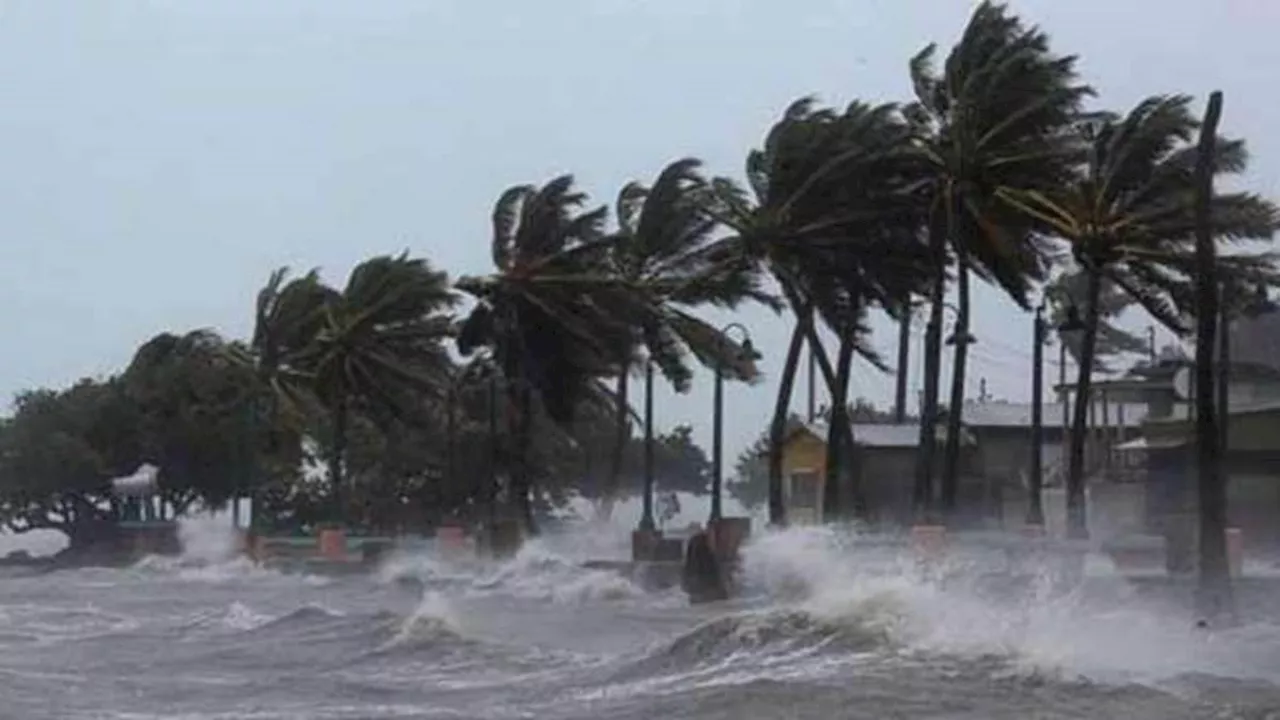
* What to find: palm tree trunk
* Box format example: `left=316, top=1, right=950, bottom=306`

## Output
left=1066, top=268, right=1103, bottom=540
left=894, top=310, right=911, bottom=423
left=941, top=262, right=972, bottom=521
left=330, top=396, right=348, bottom=525
left=768, top=317, right=809, bottom=526
left=599, top=370, right=630, bottom=520
left=823, top=332, right=857, bottom=523
left=914, top=220, right=947, bottom=523
left=514, top=383, right=538, bottom=536
left=1193, top=90, right=1232, bottom=623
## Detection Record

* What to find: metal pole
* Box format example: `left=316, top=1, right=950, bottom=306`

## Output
left=807, top=345, right=817, bottom=422
left=640, top=362, right=656, bottom=531
left=1060, top=341, right=1069, bottom=484
left=1218, top=284, right=1231, bottom=459
left=487, top=375, right=498, bottom=529
left=1029, top=305, right=1045, bottom=526
left=711, top=361, right=724, bottom=522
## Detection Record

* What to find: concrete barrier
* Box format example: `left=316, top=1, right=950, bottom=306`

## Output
left=318, top=528, right=347, bottom=561
left=631, top=529, right=661, bottom=562
left=436, top=525, right=468, bottom=558
left=1226, top=527, right=1244, bottom=578
left=708, top=517, right=751, bottom=565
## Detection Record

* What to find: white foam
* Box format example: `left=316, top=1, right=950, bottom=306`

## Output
left=737, top=525, right=1280, bottom=685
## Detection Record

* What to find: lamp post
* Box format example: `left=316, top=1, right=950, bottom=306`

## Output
left=639, top=360, right=657, bottom=532
left=941, top=309, right=978, bottom=515
left=1028, top=303, right=1047, bottom=527
left=711, top=323, right=756, bottom=524
left=1027, top=302, right=1086, bottom=530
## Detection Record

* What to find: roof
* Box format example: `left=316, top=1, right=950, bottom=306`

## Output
left=788, top=421, right=974, bottom=449
left=961, top=401, right=1148, bottom=430
left=1231, top=308, right=1280, bottom=373
left=1144, top=397, right=1280, bottom=425
left=111, top=463, right=159, bottom=495
left=1116, top=436, right=1190, bottom=451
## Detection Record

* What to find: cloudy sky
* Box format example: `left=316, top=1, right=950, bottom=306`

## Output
left=0, top=0, right=1275, bottom=466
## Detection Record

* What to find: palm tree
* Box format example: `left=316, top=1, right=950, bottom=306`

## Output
left=254, top=255, right=459, bottom=524
left=1047, top=268, right=1150, bottom=374
left=1001, top=94, right=1280, bottom=538
left=700, top=99, right=929, bottom=525
left=457, top=176, right=640, bottom=535
left=598, top=158, right=769, bottom=526
left=906, top=1, right=1091, bottom=524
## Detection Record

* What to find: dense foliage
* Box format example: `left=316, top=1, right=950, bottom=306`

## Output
left=2, top=2, right=1276, bottom=545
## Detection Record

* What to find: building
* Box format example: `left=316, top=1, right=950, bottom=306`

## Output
left=777, top=421, right=976, bottom=528
left=1125, top=308, right=1280, bottom=548
left=961, top=398, right=1148, bottom=531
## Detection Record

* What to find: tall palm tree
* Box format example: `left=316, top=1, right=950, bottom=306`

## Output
left=457, top=176, right=640, bottom=535
left=906, top=0, right=1092, bottom=523
left=598, top=158, right=769, bottom=525
left=1001, top=94, right=1280, bottom=538
left=254, top=255, right=459, bottom=523
left=700, top=99, right=929, bottom=525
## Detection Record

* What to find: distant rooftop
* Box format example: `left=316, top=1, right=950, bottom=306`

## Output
left=961, top=400, right=1148, bottom=429
left=795, top=421, right=974, bottom=448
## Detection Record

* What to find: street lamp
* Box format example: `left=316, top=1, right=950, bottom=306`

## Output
left=711, top=323, right=758, bottom=524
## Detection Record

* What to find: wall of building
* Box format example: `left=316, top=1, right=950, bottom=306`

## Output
left=781, top=432, right=827, bottom=525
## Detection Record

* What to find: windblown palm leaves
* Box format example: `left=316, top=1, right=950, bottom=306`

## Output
left=250, top=255, right=459, bottom=519
left=1000, top=94, right=1280, bottom=537
left=701, top=98, right=933, bottom=524
left=457, top=176, right=640, bottom=533
left=907, top=0, right=1092, bottom=520
left=598, top=158, right=769, bottom=512
left=1045, top=268, right=1149, bottom=374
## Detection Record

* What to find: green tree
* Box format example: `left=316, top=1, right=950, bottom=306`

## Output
left=1001, top=94, right=1280, bottom=537
left=252, top=255, right=459, bottom=523
left=0, top=380, right=139, bottom=549
left=456, top=177, right=638, bottom=534
left=701, top=99, right=930, bottom=525
left=600, top=158, right=768, bottom=524
left=906, top=1, right=1091, bottom=523
left=124, top=329, right=282, bottom=514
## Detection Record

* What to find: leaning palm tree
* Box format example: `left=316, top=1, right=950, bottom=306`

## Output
left=256, top=255, right=459, bottom=523
left=700, top=99, right=930, bottom=525
left=1001, top=94, right=1280, bottom=538
left=906, top=1, right=1092, bottom=523
left=597, top=158, right=769, bottom=525
left=456, top=176, right=641, bottom=535
left=1047, top=267, right=1150, bottom=374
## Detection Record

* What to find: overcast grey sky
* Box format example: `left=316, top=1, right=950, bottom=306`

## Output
left=1, top=0, right=1276, bottom=464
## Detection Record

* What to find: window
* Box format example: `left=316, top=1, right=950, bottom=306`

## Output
left=790, top=471, right=820, bottom=509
